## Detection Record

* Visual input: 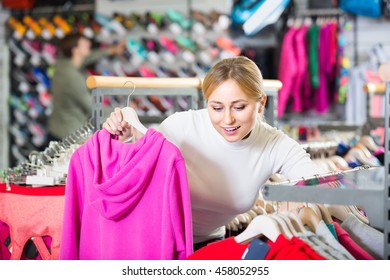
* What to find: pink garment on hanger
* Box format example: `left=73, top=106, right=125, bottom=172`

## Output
left=0, top=184, right=65, bottom=260
left=333, top=222, right=374, bottom=260
left=277, top=27, right=299, bottom=117
left=291, top=25, right=309, bottom=113
left=61, top=129, right=193, bottom=260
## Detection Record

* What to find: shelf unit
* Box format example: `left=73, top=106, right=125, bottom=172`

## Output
left=86, top=75, right=282, bottom=129
left=262, top=77, right=390, bottom=259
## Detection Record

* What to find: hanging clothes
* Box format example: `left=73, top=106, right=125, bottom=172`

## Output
left=278, top=18, right=341, bottom=117
left=0, top=184, right=65, bottom=260
left=340, top=213, right=384, bottom=259
left=307, top=23, right=320, bottom=89
left=314, top=23, right=329, bottom=113
left=277, top=26, right=299, bottom=117
left=60, top=129, right=193, bottom=260
left=333, top=221, right=374, bottom=260
left=186, top=234, right=326, bottom=260
left=292, top=24, right=309, bottom=113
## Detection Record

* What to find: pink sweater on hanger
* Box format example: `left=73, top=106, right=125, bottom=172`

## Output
left=292, top=25, right=309, bottom=113
left=60, top=129, right=193, bottom=260
left=277, top=27, right=298, bottom=117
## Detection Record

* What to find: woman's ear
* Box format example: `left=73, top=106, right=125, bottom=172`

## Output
left=258, top=95, right=267, bottom=113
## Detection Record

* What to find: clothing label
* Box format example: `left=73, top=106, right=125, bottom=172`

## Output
left=242, top=239, right=270, bottom=260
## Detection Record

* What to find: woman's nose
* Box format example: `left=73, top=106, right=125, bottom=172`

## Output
left=224, top=110, right=235, bottom=124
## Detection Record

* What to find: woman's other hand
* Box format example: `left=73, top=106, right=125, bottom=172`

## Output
left=102, top=107, right=132, bottom=142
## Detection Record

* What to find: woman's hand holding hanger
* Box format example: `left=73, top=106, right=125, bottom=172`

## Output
left=103, top=107, right=144, bottom=142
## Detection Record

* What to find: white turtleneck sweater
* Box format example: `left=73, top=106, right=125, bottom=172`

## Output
left=158, top=109, right=322, bottom=243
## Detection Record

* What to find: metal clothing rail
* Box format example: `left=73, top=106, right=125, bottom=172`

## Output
left=86, top=76, right=203, bottom=89
left=261, top=64, right=390, bottom=259
left=262, top=166, right=385, bottom=232
left=86, top=75, right=282, bottom=90
left=86, top=75, right=283, bottom=128
left=379, top=63, right=390, bottom=259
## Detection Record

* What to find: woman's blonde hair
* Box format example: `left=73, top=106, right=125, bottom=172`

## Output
left=202, top=56, right=265, bottom=101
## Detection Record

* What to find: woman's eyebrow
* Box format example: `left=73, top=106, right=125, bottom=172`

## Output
left=208, top=99, right=248, bottom=105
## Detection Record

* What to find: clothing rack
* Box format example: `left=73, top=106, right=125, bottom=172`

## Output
left=293, top=7, right=358, bottom=66
left=295, top=8, right=344, bottom=17
left=262, top=64, right=390, bottom=258
left=379, top=63, right=390, bottom=258
left=0, top=119, right=94, bottom=189
left=86, top=75, right=283, bottom=129
left=362, top=82, right=386, bottom=135
left=300, top=140, right=339, bottom=156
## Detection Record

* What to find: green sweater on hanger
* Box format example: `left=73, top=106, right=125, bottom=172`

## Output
left=48, top=49, right=108, bottom=139
left=307, top=23, right=320, bottom=89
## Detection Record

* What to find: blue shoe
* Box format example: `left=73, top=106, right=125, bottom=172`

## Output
left=231, top=0, right=265, bottom=25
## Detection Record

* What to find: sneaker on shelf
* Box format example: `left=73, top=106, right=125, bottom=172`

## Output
left=178, top=67, right=197, bottom=78
left=155, top=66, right=177, bottom=78
left=42, top=42, right=57, bottom=65
left=175, top=35, right=197, bottom=52
left=182, top=50, right=196, bottom=64
left=38, top=89, right=52, bottom=108
left=177, top=96, right=190, bottom=111
left=191, top=10, right=213, bottom=28
left=21, top=39, right=41, bottom=56
left=159, top=36, right=179, bottom=54
left=147, top=51, right=160, bottom=65
left=148, top=95, right=169, bottom=113
left=127, top=38, right=148, bottom=60
left=142, top=38, right=160, bottom=52
left=192, top=21, right=207, bottom=36
left=166, top=8, right=192, bottom=30
left=139, top=97, right=162, bottom=117
left=160, top=51, right=175, bottom=64
left=32, top=67, right=50, bottom=89
left=13, top=109, right=28, bottom=125
left=138, top=65, right=156, bottom=77
left=9, top=39, right=27, bottom=66
left=10, top=124, right=28, bottom=147
left=215, top=36, right=241, bottom=56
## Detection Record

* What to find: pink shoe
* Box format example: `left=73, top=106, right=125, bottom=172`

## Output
left=159, top=36, right=179, bottom=54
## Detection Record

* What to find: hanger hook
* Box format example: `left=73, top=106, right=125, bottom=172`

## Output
left=122, top=80, right=136, bottom=107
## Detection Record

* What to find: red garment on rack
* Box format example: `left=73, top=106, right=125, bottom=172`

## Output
left=0, top=184, right=65, bottom=260
left=186, top=237, right=249, bottom=260
left=265, top=235, right=326, bottom=260
left=186, top=235, right=327, bottom=260
left=333, top=222, right=374, bottom=260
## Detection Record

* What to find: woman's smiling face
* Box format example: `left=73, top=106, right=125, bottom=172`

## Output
left=207, top=79, right=261, bottom=142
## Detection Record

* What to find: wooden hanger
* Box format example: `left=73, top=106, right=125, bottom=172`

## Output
left=347, top=205, right=370, bottom=224
left=307, top=203, right=322, bottom=219
left=270, top=213, right=294, bottom=239
left=325, top=204, right=349, bottom=222
left=329, top=155, right=351, bottom=170
left=316, top=204, right=333, bottom=224
left=354, top=143, right=373, bottom=159
left=344, top=147, right=369, bottom=165
left=121, top=80, right=147, bottom=136
left=276, top=213, right=299, bottom=236
left=359, top=135, right=379, bottom=152
left=282, top=211, right=309, bottom=234
left=256, top=199, right=275, bottom=214
left=121, top=107, right=147, bottom=135
left=298, top=207, right=320, bottom=233
left=234, top=215, right=281, bottom=244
